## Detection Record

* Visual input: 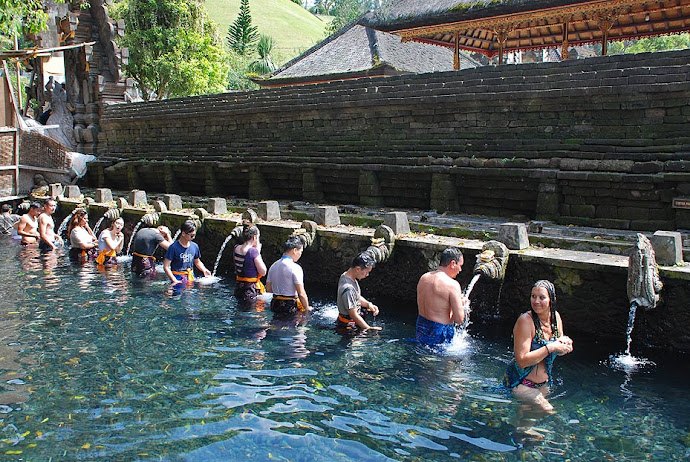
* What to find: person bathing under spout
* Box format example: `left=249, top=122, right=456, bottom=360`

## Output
left=504, top=280, right=573, bottom=414
left=266, top=235, right=311, bottom=318
left=233, top=223, right=267, bottom=303
left=336, top=252, right=381, bottom=333
left=416, top=248, right=469, bottom=347
left=164, top=220, right=211, bottom=286
left=131, top=226, right=173, bottom=277
left=96, top=217, right=125, bottom=266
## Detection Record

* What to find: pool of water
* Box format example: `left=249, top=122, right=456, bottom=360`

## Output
left=1, top=239, right=689, bottom=460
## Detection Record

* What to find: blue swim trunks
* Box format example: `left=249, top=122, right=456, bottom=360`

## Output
left=416, top=315, right=455, bottom=346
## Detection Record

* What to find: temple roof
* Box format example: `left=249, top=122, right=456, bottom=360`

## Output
left=256, top=22, right=479, bottom=87
left=364, top=0, right=690, bottom=57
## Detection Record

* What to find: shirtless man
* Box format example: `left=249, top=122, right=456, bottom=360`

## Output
left=16, top=202, right=42, bottom=245
left=416, top=247, right=469, bottom=346
left=38, top=198, right=63, bottom=250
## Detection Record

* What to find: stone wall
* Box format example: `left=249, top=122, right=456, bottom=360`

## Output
left=55, top=199, right=690, bottom=353
left=90, top=49, right=690, bottom=231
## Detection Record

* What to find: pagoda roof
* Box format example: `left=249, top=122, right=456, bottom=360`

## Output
left=363, top=0, right=690, bottom=57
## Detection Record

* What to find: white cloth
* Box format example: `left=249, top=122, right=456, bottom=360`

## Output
left=70, top=226, right=92, bottom=248
left=266, top=256, right=304, bottom=297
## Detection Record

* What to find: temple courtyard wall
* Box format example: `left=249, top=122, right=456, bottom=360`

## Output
left=85, top=49, right=690, bottom=232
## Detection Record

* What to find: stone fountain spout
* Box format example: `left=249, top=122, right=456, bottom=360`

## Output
left=362, top=225, right=395, bottom=264
left=293, top=220, right=318, bottom=249
left=473, top=240, right=510, bottom=281
left=627, top=233, right=663, bottom=310
left=141, top=212, right=160, bottom=227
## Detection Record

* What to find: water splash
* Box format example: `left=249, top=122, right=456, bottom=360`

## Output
left=442, top=327, right=473, bottom=357
left=93, top=216, right=106, bottom=237
left=196, top=276, right=221, bottom=285
left=608, top=301, right=655, bottom=371
left=212, top=234, right=236, bottom=277
left=464, top=274, right=481, bottom=299
left=126, top=220, right=145, bottom=256
left=57, top=209, right=78, bottom=238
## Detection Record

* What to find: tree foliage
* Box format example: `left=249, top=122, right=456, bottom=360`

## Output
left=0, top=0, right=66, bottom=39
left=114, top=0, right=229, bottom=100
left=247, top=35, right=276, bottom=75
left=326, top=0, right=379, bottom=34
left=608, top=33, right=690, bottom=55
left=227, top=0, right=258, bottom=56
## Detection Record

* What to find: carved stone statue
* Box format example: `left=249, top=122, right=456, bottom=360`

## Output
left=627, top=233, right=663, bottom=310
left=45, top=77, right=78, bottom=150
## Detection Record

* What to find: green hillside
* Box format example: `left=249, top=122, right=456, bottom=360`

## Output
left=204, top=0, right=330, bottom=64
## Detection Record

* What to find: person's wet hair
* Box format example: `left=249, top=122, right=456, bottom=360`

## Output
left=351, top=252, right=376, bottom=269
left=439, top=248, right=463, bottom=267
left=241, top=223, right=259, bottom=243
left=532, top=279, right=558, bottom=329
left=283, top=235, right=303, bottom=252
left=180, top=220, right=196, bottom=234
left=1, top=204, right=11, bottom=213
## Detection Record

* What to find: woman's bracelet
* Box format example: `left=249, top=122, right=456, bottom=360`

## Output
left=544, top=344, right=551, bottom=355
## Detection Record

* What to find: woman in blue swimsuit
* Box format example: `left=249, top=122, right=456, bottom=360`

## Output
left=504, top=280, right=573, bottom=413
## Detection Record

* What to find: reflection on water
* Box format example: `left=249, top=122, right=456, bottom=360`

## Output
left=0, top=238, right=688, bottom=460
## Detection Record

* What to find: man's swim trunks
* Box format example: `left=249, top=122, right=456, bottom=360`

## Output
left=415, top=315, right=455, bottom=346
left=132, top=253, right=156, bottom=277
left=270, top=295, right=304, bottom=318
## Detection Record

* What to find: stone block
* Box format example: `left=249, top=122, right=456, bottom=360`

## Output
left=116, top=197, right=128, bottom=209
left=153, top=200, right=167, bottom=212
left=315, top=206, right=340, bottom=227
left=95, top=188, right=113, bottom=203
left=129, top=190, right=148, bottom=207
left=207, top=197, right=227, bottom=215
left=258, top=201, right=281, bottom=221
left=650, top=230, right=683, bottom=266
left=49, top=183, right=64, bottom=197
left=498, top=223, right=529, bottom=250
left=162, top=194, right=182, bottom=210
left=64, top=185, right=81, bottom=199
left=383, top=212, right=410, bottom=235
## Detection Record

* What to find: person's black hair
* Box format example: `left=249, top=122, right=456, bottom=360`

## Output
left=439, top=248, right=463, bottom=267
left=1, top=204, right=11, bottom=213
left=241, top=223, right=259, bottom=243
left=284, top=234, right=304, bottom=253
left=351, top=252, right=376, bottom=269
left=43, top=197, right=57, bottom=205
left=29, top=201, right=41, bottom=209
left=180, top=220, right=196, bottom=234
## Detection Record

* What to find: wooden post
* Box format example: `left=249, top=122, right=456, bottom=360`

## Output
left=453, top=32, right=460, bottom=71
left=13, top=36, right=21, bottom=112
left=561, top=22, right=570, bottom=60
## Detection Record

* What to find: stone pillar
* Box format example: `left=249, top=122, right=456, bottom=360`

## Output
left=536, top=179, right=561, bottom=221
left=205, top=164, right=219, bottom=196
left=498, top=223, right=529, bottom=250
left=164, top=163, right=178, bottom=193
left=248, top=167, right=271, bottom=199
left=650, top=231, right=683, bottom=266
left=315, top=206, right=340, bottom=227
left=207, top=197, right=227, bottom=215
left=430, top=172, right=458, bottom=213
left=64, top=185, right=81, bottom=199
left=302, top=168, right=324, bottom=203
left=358, top=170, right=383, bottom=207
left=162, top=194, right=182, bottom=210
left=258, top=200, right=281, bottom=221
left=383, top=212, right=411, bottom=235
left=49, top=183, right=64, bottom=197
left=126, top=164, right=140, bottom=190
left=95, top=188, right=112, bottom=203
left=129, top=190, right=148, bottom=207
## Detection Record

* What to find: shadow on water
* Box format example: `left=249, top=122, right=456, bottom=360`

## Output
left=0, top=241, right=688, bottom=460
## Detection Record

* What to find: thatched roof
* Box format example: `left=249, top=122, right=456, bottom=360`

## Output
left=365, top=0, right=593, bottom=31
left=257, top=22, right=479, bottom=87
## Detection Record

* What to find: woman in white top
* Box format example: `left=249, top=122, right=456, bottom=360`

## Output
left=68, top=209, right=97, bottom=262
left=96, top=217, right=125, bottom=265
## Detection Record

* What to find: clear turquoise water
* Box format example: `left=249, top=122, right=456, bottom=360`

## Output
left=1, top=239, right=689, bottom=461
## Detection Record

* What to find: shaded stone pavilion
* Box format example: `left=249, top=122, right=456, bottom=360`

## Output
left=363, top=0, right=690, bottom=65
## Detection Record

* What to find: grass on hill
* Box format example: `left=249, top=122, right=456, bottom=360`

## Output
left=204, top=0, right=331, bottom=65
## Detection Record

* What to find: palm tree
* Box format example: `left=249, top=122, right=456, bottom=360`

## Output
left=248, top=35, right=276, bottom=75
